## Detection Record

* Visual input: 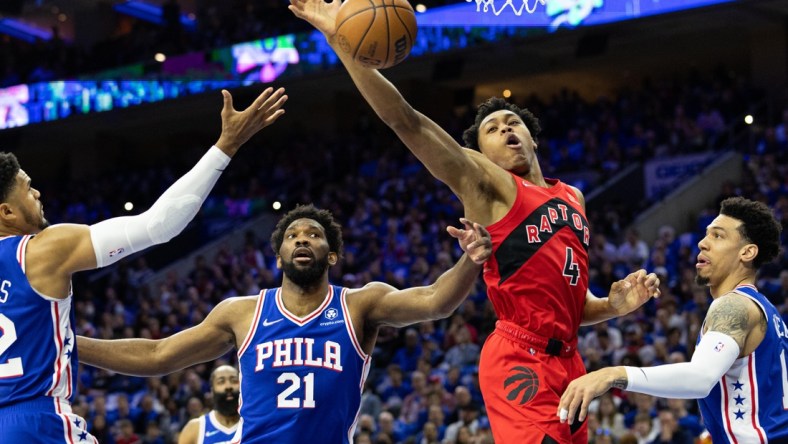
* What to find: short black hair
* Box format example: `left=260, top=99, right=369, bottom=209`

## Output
left=720, top=197, right=782, bottom=269
left=0, top=152, right=20, bottom=203
left=209, top=365, right=238, bottom=387
left=462, top=97, right=542, bottom=150
left=270, top=204, right=343, bottom=258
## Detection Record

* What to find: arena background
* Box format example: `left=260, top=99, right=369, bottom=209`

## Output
left=0, top=0, right=786, bottom=442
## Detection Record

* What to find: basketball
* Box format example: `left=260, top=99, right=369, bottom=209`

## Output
left=335, top=0, right=417, bottom=69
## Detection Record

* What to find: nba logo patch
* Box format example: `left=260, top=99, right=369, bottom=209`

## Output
left=714, top=342, right=725, bottom=352
left=324, top=308, right=338, bottom=320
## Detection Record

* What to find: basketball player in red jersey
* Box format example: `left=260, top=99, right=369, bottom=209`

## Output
left=289, top=2, right=661, bottom=443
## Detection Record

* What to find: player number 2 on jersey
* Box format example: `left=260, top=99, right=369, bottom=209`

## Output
left=277, top=372, right=316, bottom=408
left=563, top=247, right=580, bottom=285
left=0, top=313, right=24, bottom=378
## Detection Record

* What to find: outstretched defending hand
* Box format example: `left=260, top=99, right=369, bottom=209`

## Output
left=215, top=87, right=288, bottom=156
left=447, top=218, right=492, bottom=265
left=288, top=0, right=340, bottom=38
left=557, top=367, right=626, bottom=426
left=608, top=269, right=661, bottom=316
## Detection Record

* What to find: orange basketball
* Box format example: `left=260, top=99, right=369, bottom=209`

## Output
left=335, top=0, right=417, bottom=69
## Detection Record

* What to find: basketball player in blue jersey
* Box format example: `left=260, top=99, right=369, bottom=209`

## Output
left=76, top=204, right=492, bottom=444
left=179, top=365, right=240, bottom=444
left=558, top=197, right=788, bottom=443
left=0, top=87, right=286, bottom=443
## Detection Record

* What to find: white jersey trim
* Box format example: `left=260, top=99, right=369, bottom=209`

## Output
left=237, top=291, right=266, bottom=357
left=207, top=410, right=240, bottom=435
left=340, top=288, right=368, bottom=361
left=276, top=286, right=333, bottom=326
left=45, top=298, right=73, bottom=399
left=198, top=415, right=207, bottom=444
left=17, top=234, right=72, bottom=301
left=347, top=355, right=372, bottom=443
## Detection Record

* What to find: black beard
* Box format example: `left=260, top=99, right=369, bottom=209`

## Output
left=695, top=275, right=710, bottom=286
left=213, top=390, right=239, bottom=417
left=282, top=255, right=329, bottom=288
left=21, top=205, right=49, bottom=231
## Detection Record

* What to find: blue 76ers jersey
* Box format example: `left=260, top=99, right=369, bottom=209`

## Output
left=236, top=285, right=370, bottom=443
left=698, top=285, right=788, bottom=443
left=198, top=411, right=238, bottom=444
left=0, top=235, right=76, bottom=407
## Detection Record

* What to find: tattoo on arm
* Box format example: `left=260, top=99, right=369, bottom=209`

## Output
left=705, top=294, right=752, bottom=349
left=612, top=377, right=628, bottom=390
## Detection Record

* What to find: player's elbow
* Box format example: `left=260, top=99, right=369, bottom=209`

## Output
left=681, top=373, right=719, bottom=398
left=428, top=293, right=463, bottom=320
left=697, top=376, right=719, bottom=398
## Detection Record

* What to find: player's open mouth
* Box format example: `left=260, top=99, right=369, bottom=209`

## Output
left=293, top=248, right=314, bottom=263
left=696, top=255, right=710, bottom=268
left=506, top=134, right=522, bottom=148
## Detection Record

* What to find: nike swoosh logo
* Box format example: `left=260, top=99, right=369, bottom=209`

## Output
left=262, top=318, right=283, bottom=327
left=206, top=430, right=220, bottom=437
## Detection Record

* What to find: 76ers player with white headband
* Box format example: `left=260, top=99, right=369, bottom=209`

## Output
left=559, top=197, right=788, bottom=443
left=0, top=87, right=286, bottom=443
left=77, top=204, right=493, bottom=443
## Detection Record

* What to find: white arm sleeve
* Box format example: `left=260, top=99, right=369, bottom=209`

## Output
left=624, top=331, right=740, bottom=399
left=89, top=146, right=230, bottom=268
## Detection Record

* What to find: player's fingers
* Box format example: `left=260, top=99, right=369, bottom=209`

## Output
left=255, top=87, right=283, bottom=111
left=578, top=393, right=592, bottom=423
left=458, top=217, right=474, bottom=230
left=247, top=87, right=274, bottom=113
left=557, top=388, right=571, bottom=421
left=221, top=89, right=233, bottom=113
left=263, top=109, right=286, bottom=126
left=474, top=222, right=490, bottom=239
left=263, top=94, right=288, bottom=115
left=446, top=226, right=464, bottom=239
left=566, top=390, right=583, bottom=425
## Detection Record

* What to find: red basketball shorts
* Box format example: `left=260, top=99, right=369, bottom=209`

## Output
left=479, top=321, right=587, bottom=444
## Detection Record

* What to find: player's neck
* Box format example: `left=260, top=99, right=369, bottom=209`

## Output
left=214, top=410, right=239, bottom=427
left=709, top=271, right=755, bottom=298
left=517, top=163, right=549, bottom=188
left=280, top=279, right=331, bottom=316
left=520, top=172, right=549, bottom=188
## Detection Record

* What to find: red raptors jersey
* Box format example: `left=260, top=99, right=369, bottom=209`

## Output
left=483, top=174, right=590, bottom=341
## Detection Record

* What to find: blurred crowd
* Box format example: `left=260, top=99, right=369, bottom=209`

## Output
left=14, top=66, right=786, bottom=443
left=0, top=0, right=301, bottom=87
left=0, top=0, right=482, bottom=87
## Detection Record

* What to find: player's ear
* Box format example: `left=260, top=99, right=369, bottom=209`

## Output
left=739, top=243, right=758, bottom=265
left=275, top=255, right=282, bottom=269
left=0, top=202, right=16, bottom=222
left=328, top=252, right=338, bottom=266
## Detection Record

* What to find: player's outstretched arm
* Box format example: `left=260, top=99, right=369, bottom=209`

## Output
left=360, top=219, right=491, bottom=328
left=28, top=88, right=287, bottom=291
left=76, top=298, right=240, bottom=376
left=288, top=0, right=484, bottom=197
left=558, top=292, right=761, bottom=425
left=580, top=269, right=661, bottom=326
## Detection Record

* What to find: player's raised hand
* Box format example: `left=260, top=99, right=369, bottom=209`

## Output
left=608, top=269, right=661, bottom=316
left=288, top=0, right=341, bottom=37
left=447, top=218, right=492, bottom=265
left=215, top=87, right=287, bottom=156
